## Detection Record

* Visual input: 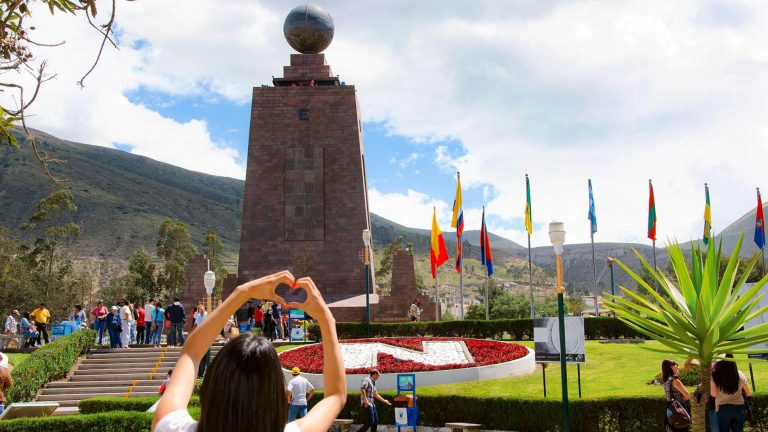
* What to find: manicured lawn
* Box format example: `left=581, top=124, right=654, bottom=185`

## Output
left=405, top=341, right=768, bottom=400
left=5, top=353, right=29, bottom=368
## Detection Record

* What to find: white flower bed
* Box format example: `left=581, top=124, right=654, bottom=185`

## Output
left=341, top=340, right=471, bottom=369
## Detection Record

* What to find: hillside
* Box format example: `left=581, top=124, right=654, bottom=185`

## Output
left=716, top=203, right=768, bottom=257
left=1, top=129, right=666, bottom=294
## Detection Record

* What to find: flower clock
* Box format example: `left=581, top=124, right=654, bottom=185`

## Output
left=279, top=337, right=529, bottom=374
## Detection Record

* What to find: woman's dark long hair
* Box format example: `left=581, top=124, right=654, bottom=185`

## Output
left=712, top=360, right=741, bottom=395
left=661, top=359, right=677, bottom=382
left=197, top=333, right=288, bottom=432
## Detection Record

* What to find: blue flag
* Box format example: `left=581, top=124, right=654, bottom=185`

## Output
left=588, top=179, right=597, bottom=234
left=480, top=208, right=494, bottom=277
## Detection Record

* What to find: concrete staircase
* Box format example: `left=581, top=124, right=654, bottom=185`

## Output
left=38, top=345, right=222, bottom=414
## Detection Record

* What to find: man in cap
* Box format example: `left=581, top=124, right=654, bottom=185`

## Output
left=286, top=366, right=315, bottom=421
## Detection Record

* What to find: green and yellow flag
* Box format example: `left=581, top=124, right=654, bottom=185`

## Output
left=703, top=183, right=711, bottom=245
left=525, top=174, right=533, bottom=236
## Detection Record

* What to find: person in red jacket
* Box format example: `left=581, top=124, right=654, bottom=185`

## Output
left=136, top=305, right=146, bottom=345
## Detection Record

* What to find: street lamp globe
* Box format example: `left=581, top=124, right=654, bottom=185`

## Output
left=548, top=221, right=565, bottom=255
left=362, top=229, right=372, bottom=247
left=204, top=270, right=216, bottom=296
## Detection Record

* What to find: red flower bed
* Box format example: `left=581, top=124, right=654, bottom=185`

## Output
left=279, top=337, right=528, bottom=374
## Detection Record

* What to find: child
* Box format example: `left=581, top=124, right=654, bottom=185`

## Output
left=152, top=271, right=345, bottom=432
left=159, top=369, right=172, bottom=395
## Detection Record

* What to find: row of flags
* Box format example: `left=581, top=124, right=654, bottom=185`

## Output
left=431, top=176, right=768, bottom=281
left=430, top=174, right=495, bottom=280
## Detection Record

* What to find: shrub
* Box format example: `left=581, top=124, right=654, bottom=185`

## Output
left=310, top=317, right=644, bottom=341
left=0, top=411, right=152, bottom=432
left=79, top=396, right=199, bottom=414
left=8, top=329, right=95, bottom=402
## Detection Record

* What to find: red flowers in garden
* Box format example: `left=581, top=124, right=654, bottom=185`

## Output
left=279, top=337, right=528, bottom=374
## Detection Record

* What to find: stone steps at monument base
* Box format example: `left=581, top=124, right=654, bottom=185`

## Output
left=39, top=392, right=159, bottom=408
left=47, top=379, right=163, bottom=388
left=77, top=361, right=177, bottom=370
left=42, top=385, right=160, bottom=395
left=69, top=372, right=171, bottom=382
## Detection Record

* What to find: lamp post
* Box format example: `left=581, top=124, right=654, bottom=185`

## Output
left=203, top=259, right=216, bottom=313
left=548, top=221, right=570, bottom=432
left=362, top=229, right=372, bottom=337
left=607, top=257, right=615, bottom=301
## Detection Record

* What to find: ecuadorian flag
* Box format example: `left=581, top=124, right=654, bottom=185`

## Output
left=430, top=208, right=449, bottom=279
left=451, top=176, right=464, bottom=273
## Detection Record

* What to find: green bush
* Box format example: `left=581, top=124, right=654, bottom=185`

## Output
left=310, top=317, right=644, bottom=341
left=8, top=329, right=95, bottom=402
left=0, top=411, right=152, bottom=432
left=79, top=396, right=199, bottom=414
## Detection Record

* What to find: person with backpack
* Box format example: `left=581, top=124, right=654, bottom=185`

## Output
left=165, top=298, right=186, bottom=347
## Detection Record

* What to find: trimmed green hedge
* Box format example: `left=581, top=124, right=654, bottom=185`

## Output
left=0, top=411, right=152, bottom=432
left=8, top=329, right=95, bottom=402
left=79, top=396, right=200, bottom=414
left=77, top=391, right=768, bottom=431
left=310, top=317, right=645, bottom=341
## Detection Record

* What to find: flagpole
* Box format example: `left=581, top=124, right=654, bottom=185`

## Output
left=590, top=230, right=598, bottom=315
left=485, top=270, right=490, bottom=320
left=459, top=250, right=464, bottom=320
left=435, top=266, right=439, bottom=321
left=528, top=234, right=534, bottom=319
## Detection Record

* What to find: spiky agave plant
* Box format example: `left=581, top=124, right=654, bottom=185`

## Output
left=603, top=236, right=768, bottom=432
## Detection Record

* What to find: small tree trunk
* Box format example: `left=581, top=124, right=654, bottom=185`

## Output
left=692, top=363, right=712, bottom=432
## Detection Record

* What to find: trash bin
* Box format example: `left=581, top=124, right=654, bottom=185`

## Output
left=393, top=395, right=418, bottom=428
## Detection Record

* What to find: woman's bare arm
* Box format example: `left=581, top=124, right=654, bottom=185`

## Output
left=294, top=278, right=347, bottom=432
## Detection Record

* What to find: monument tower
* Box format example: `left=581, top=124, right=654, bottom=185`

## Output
left=237, top=4, right=372, bottom=315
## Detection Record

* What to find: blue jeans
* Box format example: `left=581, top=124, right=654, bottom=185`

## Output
left=358, top=404, right=378, bottom=432
left=145, top=325, right=154, bottom=344
left=289, top=404, right=308, bottom=421
left=152, top=322, right=164, bottom=345
left=107, top=326, right=121, bottom=348
left=169, top=323, right=184, bottom=346
left=717, top=405, right=746, bottom=432
left=0, top=403, right=5, bottom=416
left=93, top=319, right=106, bottom=344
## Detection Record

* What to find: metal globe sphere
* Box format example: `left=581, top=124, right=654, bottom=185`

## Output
left=283, top=4, right=334, bottom=54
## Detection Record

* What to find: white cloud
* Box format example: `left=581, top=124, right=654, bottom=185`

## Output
left=6, top=0, right=768, bottom=246
left=368, top=188, right=451, bottom=229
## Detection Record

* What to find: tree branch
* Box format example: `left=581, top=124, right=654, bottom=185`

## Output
left=77, top=0, right=117, bottom=88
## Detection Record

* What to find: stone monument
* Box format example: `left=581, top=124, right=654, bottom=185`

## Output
left=237, top=4, right=372, bottom=317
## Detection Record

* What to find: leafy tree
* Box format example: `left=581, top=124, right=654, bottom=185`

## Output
left=202, top=229, right=227, bottom=298
left=566, top=296, right=586, bottom=315
left=156, top=219, right=196, bottom=298
left=605, top=237, right=768, bottom=432
left=20, top=190, right=79, bottom=301
left=126, top=248, right=157, bottom=304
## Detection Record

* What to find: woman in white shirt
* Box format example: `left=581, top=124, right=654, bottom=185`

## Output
left=152, top=271, right=346, bottom=432
left=192, top=305, right=207, bottom=330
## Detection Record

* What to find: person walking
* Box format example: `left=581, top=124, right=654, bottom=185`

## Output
left=144, top=299, right=156, bottom=345
left=30, top=303, right=51, bottom=345
left=711, top=358, right=752, bottom=432
left=151, top=302, right=165, bottom=347
left=661, top=359, right=692, bottom=432
left=272, top=302, right=284, bottom=339
left=0, top=355, right=12, bottom=416
left=287, top=367, right=315, bottom=420
left=358, top=369, right=391, bottom=432
left=119, top=300, right=132, bottom=348
left=136, top=304, right=146, bottom=345
left=151, top=271, right=347, bottom=432
left=4, top=310, right=18, bottom=335
left=165, top=298, right=186, bottom=347
left=106, top=306, right=122, bottom=349
left=408, top=299, right=422, bottom=322
left=91, top=302, right=108, bottom=345
left=129, top=302, right=138, bottom=344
